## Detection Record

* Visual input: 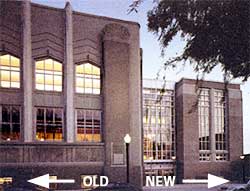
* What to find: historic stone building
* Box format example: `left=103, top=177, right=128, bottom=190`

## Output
left=143, top=78, right=243, bottom=182
left=0, top=1, right=142, bottom=189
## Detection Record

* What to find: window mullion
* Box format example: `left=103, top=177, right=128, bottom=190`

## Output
left=10, top=106, right=13, bottom=139
left=92, top=111, right=94, bottom=142
left=210, top=88, right=216, bottom=161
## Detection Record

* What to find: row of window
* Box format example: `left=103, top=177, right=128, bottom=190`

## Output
left=0, top=105, right=102, bottom=142
left=198, top=89, right=228, bottom=161
left=0, top=54, right=101, bottom=94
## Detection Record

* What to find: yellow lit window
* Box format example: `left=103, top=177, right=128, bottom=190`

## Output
left=0, top=54, right=20, bottom=88
left=35, top=59, right=62, bottom=92
left=0, top=105, right=21, bottom=141
left=76, top=63, right=100, bottom=94
left=0, top=177, right=12, bottom=185
left=49, top=175, right=58, bottom=189
left=36, top=107, right=63, bottom=141
left=76, top=109, right=101, bottom=142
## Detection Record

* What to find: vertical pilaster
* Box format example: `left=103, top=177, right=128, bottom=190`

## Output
left=128, top=25, right=143, bottom=186
left=64, top=2, right=74, bottom=142
left=227, top=88, right=243, bottom=161
left=102, top=23, right=143, bottom=186
left=22, top=0, right=33, bottom=142
left=210, top=88, right=216, bottom=161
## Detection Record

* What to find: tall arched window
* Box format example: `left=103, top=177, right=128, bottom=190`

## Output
left=35, top=59, right=62, bottom=92
left=75, top=63, right=100, bottom=94
left=0, top=54, right=20, bottom=88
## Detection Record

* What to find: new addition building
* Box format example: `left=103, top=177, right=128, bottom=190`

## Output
left=0, top=1, right=143, bottom=189
left=143, top=78, right=243, bottom=183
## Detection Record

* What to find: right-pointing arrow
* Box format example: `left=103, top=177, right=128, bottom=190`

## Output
left=183, top=173, right=229, bottom=189
left=208, top=174, right=229, bottom=189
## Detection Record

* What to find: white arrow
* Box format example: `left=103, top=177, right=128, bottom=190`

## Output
left=183, top=173, right=229, bottom=189
left=28, top=174, right=75, bottom=189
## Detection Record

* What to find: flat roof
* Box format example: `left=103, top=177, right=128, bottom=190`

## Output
left=31, top=2, right=140, bottom=28
left=143, top=79, right=175, bottom=90
left=143, top=78, right=241, bottom=90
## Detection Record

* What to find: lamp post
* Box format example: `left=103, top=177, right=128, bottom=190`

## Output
left=240, top=155, right=245, bottom=183
left=124, top=134, right=131, bottom=184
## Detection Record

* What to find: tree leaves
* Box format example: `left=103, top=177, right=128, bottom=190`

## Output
left=147, top=0, right=250, bottom=81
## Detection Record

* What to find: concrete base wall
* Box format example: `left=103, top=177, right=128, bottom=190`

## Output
left=1, top=164, right=103, bottom=190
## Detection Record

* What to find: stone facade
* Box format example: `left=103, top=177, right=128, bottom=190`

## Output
left=0, top=1, right=142, bottom=189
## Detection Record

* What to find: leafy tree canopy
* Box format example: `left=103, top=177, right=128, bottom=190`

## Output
left=132, top=0, right=250, bottom=81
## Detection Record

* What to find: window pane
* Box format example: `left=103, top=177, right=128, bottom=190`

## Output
left=85, top=78, right=92, bottom=88
left=54, top=61, right=62, bottom=72
left=77, top=110, right=101, bottom=142
left=54, top=85, right=62, bottom=92
left=1, top=71, right=10, bottom=81
left=93, top=111, right=101, bottom=142
left=214, top=90, right=228, bottom=160
left=36, top=74, right=44, bottom=84
left=45, top=85, right=53, bottom=91
left=85, top=111, right=92, bottom=126
left=85, top=88, right=92, bottom=94
left=0, top=54, right=20, bottom=89
left=1, top=81, right=10, bottom=88
left=11, top=71, right=20, bottom=82
left=84, top=63, right=92, bottom=74
left=1, top=124, right=10, bottom=140
left=93, top=79, right=100, bottom=89
left=54, top=75, right=62, bottom=85
left=11, top=82, right=20, bottom=88
left=37, top=108, right=44, bottom=123
left=77, top=111, right=85, bottom=125
left=76, top=87, right=84, bottom=93
left=12, top=124, right=20, bottom=140
left=2, top=106, right=10, bottom=122
left=12, top=107, right=20, bottom=123
left=36, top=60, right=44, bottom=70
left=46, top=109, right=53, bottom=124
left=55, top=109, right=62, bottom=124
left=45, top=74, right=53, bottom=85
left=76, top=77, right=84, bottom=87
left=45, top=59, right=53, bottom=71
left=36, top=124, right=45, bottom=141
left=75, top=63, right=100, bottom=95
left=0, top=105, right=21, bottom=141
left=198, top=89, right=211, bottom=161
left=36, top=84, right=44, bottom=90
left=11, top=56, right=20, bottom=67
left=36, top=108, right=63, bottom=141
left=92, top=66, right=100, bottom=75
left=35, top=59, right=62, bottom=92
left=93, top=89, right=100, bottom=94
left=0, top=55, right=10, bottom=66
left=76, top=65, right=84, bottom=74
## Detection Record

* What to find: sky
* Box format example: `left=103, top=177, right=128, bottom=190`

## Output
left=32, top=0, right=250, bottom=154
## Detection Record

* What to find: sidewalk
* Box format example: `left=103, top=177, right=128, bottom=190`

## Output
left=143, top=184, right=245, bottom=191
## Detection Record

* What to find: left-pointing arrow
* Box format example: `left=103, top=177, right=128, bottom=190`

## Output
left=28, top=174, right=75, bottom=189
